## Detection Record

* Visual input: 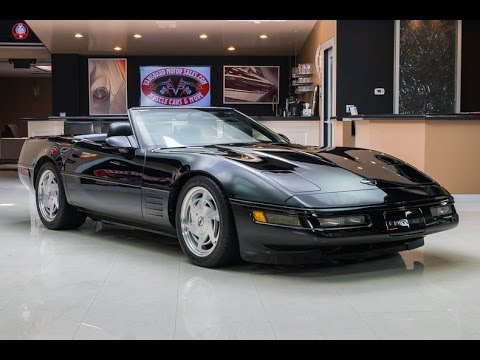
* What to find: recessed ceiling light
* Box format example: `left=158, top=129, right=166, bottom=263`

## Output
left=133, top=34, right=142, bottom=39
left=74, top=33, right=83, bottom=38
left=113, top=46, right=122, bottom=51
left=259, top=34, right=268, bottom=39
left=227, top=46, right=236, bottom=51
left=199, top=34, right=208, bottom=39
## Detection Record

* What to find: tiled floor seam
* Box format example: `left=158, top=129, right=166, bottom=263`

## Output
left=71, top=243, right=124, bottom=339
left=0, top=246, right=63, bottom=313
left=173, top=256, right=183, bottom=340
left=250, top=273, right=278, bottom=340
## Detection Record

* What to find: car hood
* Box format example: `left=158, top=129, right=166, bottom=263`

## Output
left=204, top=143, right=436, bottom=194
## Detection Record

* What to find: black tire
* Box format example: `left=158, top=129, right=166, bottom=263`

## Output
left=175, top=176, right=240, bottom=267
left=35, top=162, right=87, bottom=230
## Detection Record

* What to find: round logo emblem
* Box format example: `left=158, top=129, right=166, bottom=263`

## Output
left=141, top=67, right=210, bottom=106
left=12, top=22, right=29, bottom=40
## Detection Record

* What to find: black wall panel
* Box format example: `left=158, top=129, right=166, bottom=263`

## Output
left=53, top=54, right=292, bottom=116
left=336, top=20, right=395, bottom=116
left=460, top=20, right=480, bottom=112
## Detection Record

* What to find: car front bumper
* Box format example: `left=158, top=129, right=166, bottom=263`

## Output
left=230, top=198, right=459, bottom=265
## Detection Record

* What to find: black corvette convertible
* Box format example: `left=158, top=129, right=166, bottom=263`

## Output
left=18, top=107, right=458, bottom=267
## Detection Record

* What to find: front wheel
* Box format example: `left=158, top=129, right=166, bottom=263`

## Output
left=36, top=162, right=87, bottom=230
left=176, top=176, right=239, bottom=267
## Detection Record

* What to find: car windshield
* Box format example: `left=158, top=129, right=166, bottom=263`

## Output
left=129, top=108, right=285, bottom=149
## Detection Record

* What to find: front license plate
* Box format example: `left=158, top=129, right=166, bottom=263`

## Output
left=384, top=209, right=425, bottom=235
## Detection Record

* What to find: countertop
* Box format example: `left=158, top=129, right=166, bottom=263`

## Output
left=251, top=116, right=320, bottom=121
left=21, top=116, right=128, bottom=121
left=333, top=113, right=480, bottom=121
left=22, top=115, right=321, bottom=122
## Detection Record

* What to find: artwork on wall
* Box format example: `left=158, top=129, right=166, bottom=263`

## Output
left=88, top=58, right=127, bottom=115
left=139, top=66, right=211, bottom=107
left=223, top=66, right=279, bottom=104
left=396, top=20, right=458, bottom=114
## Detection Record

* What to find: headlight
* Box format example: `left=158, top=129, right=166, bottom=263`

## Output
left=318, top=215, right=368, bottom=228
left=431, top=205, right=453, bottom=217
left=252, top=210, right=301, bottom=226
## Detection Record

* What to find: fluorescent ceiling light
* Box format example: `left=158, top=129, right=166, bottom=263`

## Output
left=34, top=65, right=52, bottom=72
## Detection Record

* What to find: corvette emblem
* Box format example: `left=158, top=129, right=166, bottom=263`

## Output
left=387, top=219, right=410, bottom=229
left=361, top=178, right=377, bottom=186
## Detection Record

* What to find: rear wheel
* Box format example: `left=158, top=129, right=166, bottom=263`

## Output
left=176, top=176, right=239, bottom=267
left=36, top=162, right=87, bottom=230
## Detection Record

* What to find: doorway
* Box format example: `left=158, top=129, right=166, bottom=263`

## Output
left=322, top=42, right=335, bottom=147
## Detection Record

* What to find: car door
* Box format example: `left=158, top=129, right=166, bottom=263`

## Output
left=63, top=138, right=145, bottom=222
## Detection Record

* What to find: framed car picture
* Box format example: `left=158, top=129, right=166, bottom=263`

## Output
left=88, top=58, right=128, bottom=115
left=223, top=66, right=279, bottom=104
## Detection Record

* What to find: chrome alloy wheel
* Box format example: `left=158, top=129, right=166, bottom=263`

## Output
left=37, top=169, right=60, bottom=222
left=180, top=186, right=221, bottom=257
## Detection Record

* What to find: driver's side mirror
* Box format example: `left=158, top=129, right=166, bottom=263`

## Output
left=278, top=133, right=291, bottom=143
left=105, top=136, right=133, bottom=153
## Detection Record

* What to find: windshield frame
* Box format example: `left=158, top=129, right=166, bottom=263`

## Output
left=128, top=107, right=286, bottom=150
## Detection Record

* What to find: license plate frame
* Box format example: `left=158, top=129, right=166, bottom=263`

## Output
left=384, top=208, right=426, bottom=236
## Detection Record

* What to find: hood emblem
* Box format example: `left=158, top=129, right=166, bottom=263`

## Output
left=361, top=178, right=377, bottom=186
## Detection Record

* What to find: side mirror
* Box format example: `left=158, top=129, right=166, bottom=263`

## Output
left=278, top=133, right=291, bottom=143
left=105, top=136, right=133, bottom=153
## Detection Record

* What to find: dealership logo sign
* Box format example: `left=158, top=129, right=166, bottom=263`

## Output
left=12, top=22, right=29, bottom=40
left=141, top=67, right=210, bottom=106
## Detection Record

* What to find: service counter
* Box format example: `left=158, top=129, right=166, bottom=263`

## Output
left=334, top=114, right=480, bottom=194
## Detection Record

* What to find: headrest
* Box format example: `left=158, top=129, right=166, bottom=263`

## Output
left=107, top=122, right=133, bottom=137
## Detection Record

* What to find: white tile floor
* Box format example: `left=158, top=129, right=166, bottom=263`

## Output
left=1, top=170, right=480, bottom=339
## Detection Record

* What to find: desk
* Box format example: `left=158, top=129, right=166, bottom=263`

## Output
left=334, top=114, right=480, bottom=194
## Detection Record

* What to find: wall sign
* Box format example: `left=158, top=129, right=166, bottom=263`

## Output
left=11, top=22, right=29, bottom=40
left=140, top=66, right=211, bottom=107
left=0, top=20, right=41, bottom=44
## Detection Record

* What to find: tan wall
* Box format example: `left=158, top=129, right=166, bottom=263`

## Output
left=297, top=20, right=336, bottom=90
left=354, top=119, right=480, bottom=194
left=296, top=20, right=336, bottom=145
left=0, top=77, right=52, bottom=137
left=334, top=121, right=353, bottom=147
left=355, top=119, right=427, bottom=171
left=424, top=121, right=480, bottom=194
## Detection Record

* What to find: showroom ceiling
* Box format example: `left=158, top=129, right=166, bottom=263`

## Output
left=0, top=46, right=51, bottom=77
left=25, top=20, right=316, bottom=56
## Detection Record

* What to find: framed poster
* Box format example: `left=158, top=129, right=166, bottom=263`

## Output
left=223, top=66, right=279, bottom=104
left=140, top=66, right=211, bottom=107
left=88, top=58, right=127, bottom=115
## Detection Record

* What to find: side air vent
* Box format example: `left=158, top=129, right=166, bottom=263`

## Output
left=145, top=195, right=164, bottom=217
